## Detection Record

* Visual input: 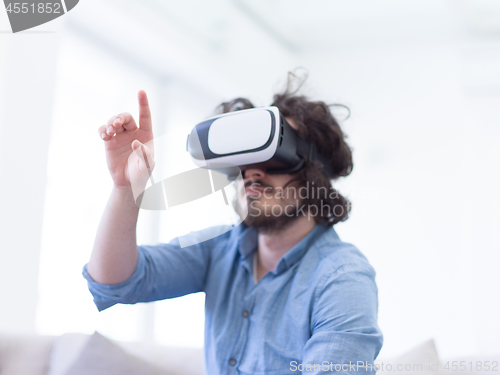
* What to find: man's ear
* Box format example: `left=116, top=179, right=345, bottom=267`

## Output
left=285, top=117, right=299, bottom=130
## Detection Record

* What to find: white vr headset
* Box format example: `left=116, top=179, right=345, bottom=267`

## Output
left=186, top=106, right=334, bottom=180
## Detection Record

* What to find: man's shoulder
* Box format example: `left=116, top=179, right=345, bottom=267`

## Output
left=306, top=226, right=376, bottom=279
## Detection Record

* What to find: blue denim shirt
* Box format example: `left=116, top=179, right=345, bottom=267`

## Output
left=83, top=223, right=383, bottom=374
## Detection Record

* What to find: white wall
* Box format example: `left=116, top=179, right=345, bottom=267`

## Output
left=0, top=12, right=60, bottom=334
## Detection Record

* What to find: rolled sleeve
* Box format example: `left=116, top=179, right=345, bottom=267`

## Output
left=301, top=264, right=383, bottom=374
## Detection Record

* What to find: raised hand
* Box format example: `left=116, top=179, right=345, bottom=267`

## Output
left=97, top=90, right=155, bottom=192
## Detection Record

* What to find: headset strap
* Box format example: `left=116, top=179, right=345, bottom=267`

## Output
left=296, top=137, right=335, bottom=178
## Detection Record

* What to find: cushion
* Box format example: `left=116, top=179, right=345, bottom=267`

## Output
left=47, top=333, right=90, bottom=375
left=58, top=331, right=166, bottom=375
left=0, top=333, right=54, bottom=375
left=120, top=341, right=203, bottom=375
left=48, top=332, right=204, bottom=375
left=377, top=339, right=445, bottom=375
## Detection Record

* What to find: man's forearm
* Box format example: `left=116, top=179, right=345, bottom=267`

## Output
left=87, top=186, right=140, bottom=284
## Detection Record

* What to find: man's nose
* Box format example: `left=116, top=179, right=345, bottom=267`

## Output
left=243, top=167, right=267, bottom=180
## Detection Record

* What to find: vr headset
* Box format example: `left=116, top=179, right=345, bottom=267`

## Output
left=186, top=106, right=334, bottom=180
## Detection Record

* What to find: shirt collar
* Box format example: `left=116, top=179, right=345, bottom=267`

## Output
left=236, top=222, right=335, bottom=275
left=237, top=223, right=258, bottom=258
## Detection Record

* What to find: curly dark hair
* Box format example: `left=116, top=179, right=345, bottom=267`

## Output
left=215, top=71, right=353, bottom=225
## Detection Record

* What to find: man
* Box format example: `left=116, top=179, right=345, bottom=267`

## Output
left=84, top=87, right=383, bottom=374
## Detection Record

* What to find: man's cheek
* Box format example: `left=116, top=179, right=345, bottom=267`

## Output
left=262, top=187, right=274, bottom=199
left=274, top=187, right=285, bottom=200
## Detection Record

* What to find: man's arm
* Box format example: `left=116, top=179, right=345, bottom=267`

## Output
left=88, top=89, right=155, bottom=285
left=85, top=90, right=224, bottom=311
left=87, top=186, right=140, bottom=284
left=301, top=264, right=383, bottom=374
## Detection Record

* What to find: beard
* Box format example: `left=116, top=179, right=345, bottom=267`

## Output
left=244, top=198, right=301, bottom=234
left=242, top=181, right=304, bottom=234
left=233, top=179, right=305, bottom=234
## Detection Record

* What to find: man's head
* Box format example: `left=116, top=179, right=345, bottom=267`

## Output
left=216, top=87, right=353, bottom=233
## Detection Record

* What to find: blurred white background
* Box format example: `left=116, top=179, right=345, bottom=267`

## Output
left=1, top=0, right=499, bottom=361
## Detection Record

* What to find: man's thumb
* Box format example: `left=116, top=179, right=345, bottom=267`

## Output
left=131, top=140, right=142, bottom=151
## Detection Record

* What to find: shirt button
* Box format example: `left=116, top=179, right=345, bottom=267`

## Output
left=242, top=310, right=249, bottom=317
left=229, top=358, right=237, bottom=366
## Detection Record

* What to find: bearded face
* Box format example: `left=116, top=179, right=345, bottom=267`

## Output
left=234, top=173, right=305, bottom=234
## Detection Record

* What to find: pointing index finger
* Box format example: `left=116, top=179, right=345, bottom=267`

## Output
left=138, top=90, right=152, bottom=132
